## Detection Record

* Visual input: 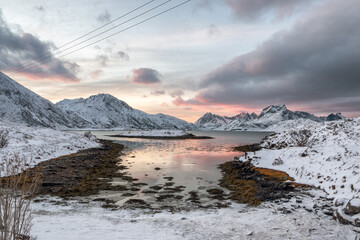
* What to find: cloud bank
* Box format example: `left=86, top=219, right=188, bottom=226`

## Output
left=0, top=9, right=79, bottom=82
left=178, top=0, right=360, bottom=114
left=225, top=0, right=314, bottom=21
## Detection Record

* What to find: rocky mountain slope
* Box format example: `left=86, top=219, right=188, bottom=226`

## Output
left=196, top=104, right=344, bottom=130
left=0, top=72, right=89, bottom=128
left=0, top=72, right=194, bottom=130
left=56, top=94, right=194, bottom=130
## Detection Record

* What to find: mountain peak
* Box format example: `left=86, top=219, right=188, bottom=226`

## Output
left=259, top=104, right=287, bottom=117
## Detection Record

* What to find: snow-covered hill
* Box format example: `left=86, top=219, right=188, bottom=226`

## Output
left=245, top=118, right=360, bottom=200
left=0, top=121, right=100, bottom=175
left=0, top=72, right=89, bottom=128
left=0, top=72, right=194, bottom=130
left=196, top=104, right=344, bottom=131
left=56, top=94, right=194, bottom=130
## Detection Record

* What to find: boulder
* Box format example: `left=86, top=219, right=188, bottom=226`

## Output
left=344, top=198, right=360, bottom=215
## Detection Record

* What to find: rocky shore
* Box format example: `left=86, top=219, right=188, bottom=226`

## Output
left=219, top=160, right=299, bottom=205
left=27, top=140, right=125, bottom=197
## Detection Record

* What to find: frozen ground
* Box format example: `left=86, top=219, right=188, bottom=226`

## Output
left=31, top=193, right=358, bottom=240
left=0, top=122, right=100, bottom=174
left=246, top=118, right=360, bottom=201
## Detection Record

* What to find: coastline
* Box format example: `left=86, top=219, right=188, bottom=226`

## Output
left=107, top=134, right=213, bottom=140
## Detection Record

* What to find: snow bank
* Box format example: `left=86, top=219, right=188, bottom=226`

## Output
left=118, top=130, right=189, bottom=137
left=0, top=122, right=100, bottom=172
left=247, top=118, right=360, bottom=200
left=31, top=197, right=357, bottom=240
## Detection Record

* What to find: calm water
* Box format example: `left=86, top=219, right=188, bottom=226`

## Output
left=91, top=130, right=270, bottom=192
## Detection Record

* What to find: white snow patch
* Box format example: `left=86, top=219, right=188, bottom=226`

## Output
left=245, top=118, right=360, bottom=201
left=31, top=197, right=357, bottom=240
left=0, top=121, right=100, bottom=174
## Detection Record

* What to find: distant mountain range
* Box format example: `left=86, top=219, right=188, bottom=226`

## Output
left=0, top=71, right=345, bottom=131
left=195, top=104, right=344, bottom=131
left=0, top=72, right=194, bottom=130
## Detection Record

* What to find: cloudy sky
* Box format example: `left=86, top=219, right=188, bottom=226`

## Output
left=0, top=0, right=359, bottom=122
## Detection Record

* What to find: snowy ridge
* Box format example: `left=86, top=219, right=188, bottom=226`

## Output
left=0, top=121, right=100, bottom=174
left=196, top=104, right=344, bottom=131
left=56, top=94, right=195, bottom=130
left=0, top=72, right=194, bottom=130
left=245, top=118, right=360, bottom=200
left=0, top=72, right=89, bottom=128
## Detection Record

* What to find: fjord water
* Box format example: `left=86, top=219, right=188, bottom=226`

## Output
left=92, top=131, right=270, bottom=191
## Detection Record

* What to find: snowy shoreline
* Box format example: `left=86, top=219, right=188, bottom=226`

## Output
left=2, top=120, right=359, bottom=238
left=0, top=122, right=100, bottom=175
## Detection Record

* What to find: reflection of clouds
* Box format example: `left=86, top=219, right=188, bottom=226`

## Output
left=91, top=131, right=265, bottom=190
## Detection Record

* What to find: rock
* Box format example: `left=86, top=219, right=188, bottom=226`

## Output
left=344, top=198, right=360, bottom=215
left=335, top=198, right=346, bottom=207
left=354, top=217, right=360, bottom=227
left=335, top=208, right=354, bottom=225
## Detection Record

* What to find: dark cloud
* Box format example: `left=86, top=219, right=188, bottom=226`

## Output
left=132, top=68, right=162, bottom=85
left=0, top=9, right=79, bottom=82
left=151, top=90, right=166, bottom=96
left=180, top=0, right=360, bottom=115
left=224, top=0, right=314, bottom=21
left=97, top=10, right=111, bottom=24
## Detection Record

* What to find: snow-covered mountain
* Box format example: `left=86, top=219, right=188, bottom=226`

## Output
left=0, top=72, right=194, bottom=130
left=56, top=94, right=195, bottom=130
left=195, top=112, right=258, bottom=129
left=0, top=72, right=89, bottom=128
left=196, top=104, right=345, bottom=131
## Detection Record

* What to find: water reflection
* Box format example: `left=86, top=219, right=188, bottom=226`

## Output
left=91, top=130, right=270, bottom=191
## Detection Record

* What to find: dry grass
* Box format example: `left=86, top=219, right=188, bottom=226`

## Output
left=254, top=167, right=295, bottom=182
left=219, top=162, right=261, bottom=205
left=0, top=155, right=41, bottom=240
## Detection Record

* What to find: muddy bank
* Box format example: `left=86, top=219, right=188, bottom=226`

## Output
left=27, top=140, right=127, bottom=197
left=219, top=160, right=299, bottom=205
left=107, top=134, right=213, bottom=140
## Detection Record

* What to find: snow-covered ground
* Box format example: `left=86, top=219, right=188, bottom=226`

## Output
left=117, top=129, right=189, bottom=137
left=247, top=118, right=360, bottom=200
left=31, top=194, right=358, bottom=240
left=0, top=122, right=100, bottom=174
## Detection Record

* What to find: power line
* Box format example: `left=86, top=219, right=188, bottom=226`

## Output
left=11, top=0, right=191, bottom=75
left=56, top=0, right=192, bottom=60
left=56, top=0, right=156, bottom=51
left=6, top=0, right=158, bottom=73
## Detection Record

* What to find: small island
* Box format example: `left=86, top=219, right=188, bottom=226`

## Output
left=108, top=130, right=213, bottom=140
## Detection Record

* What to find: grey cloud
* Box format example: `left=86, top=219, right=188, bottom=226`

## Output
left=225, top=0, right=314, bottom=21
left=132, top=68, right=162, bottom=85
left=0, top=9, right=79, bottom=82
left=97, top=10, right=111, bottom=24
left=181, top=0, right=360, bottom=115
left=96, top=49, right=129, bottom=66
left=116, top=51, right=130, bottom=61
left=169, top=90, right=184, bottom=98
